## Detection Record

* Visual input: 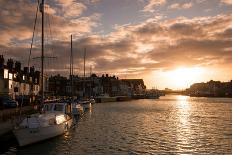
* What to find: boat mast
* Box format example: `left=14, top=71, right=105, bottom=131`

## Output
left=83, top=48, right=86, bottom=98
left=70, top=35, right=73, bottom=102
left=40, top=0, right=45, bottom=105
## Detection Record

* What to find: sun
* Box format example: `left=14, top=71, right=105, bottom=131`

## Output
left=166, top=67, right=204, bottom=89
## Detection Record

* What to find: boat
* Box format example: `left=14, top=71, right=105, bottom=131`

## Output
left=146, top=93, right=160, bottom=99
left=13, top=102, right=73, bottom=146
left=116, top=96, right=132, bottom=102
left=79, top=100, right=91, bottom=110
left=72, top=102, right=84, bottom=115
left=89, top=98, right=95, bottom=104
left=13, top=0, right=73, bottom=146
left=95, top=94, right=117, bottom=103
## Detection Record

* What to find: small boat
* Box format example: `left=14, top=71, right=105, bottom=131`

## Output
left=78, top=100, right=92, bottom=111
left=13, top=102, right=73, bottom=146
left=72, top=102, right=84, bottom=116
left=79, top=100, right=91, bottom=110
left=95, top=94, right=117, bottom=103
left=146, top=93, right=160, bottom=99
left=89, top=98, right=96, bottom=104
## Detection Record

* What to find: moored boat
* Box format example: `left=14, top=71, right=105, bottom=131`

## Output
left=72, top=102, right=84, bottom=116
left=13, top=102, right=73, bottom=146
left=79, top=100, right=91, bottom=110
left=95, top=94, right=117, bottom=103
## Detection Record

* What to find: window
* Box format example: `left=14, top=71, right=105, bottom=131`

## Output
left=9, top=73, right=13, bottom=80
left=43, top=104, right=53, bottom=111
left=54, top=104, right=63, bottom=111
left=4, top=69, right=8, bottom=79
left=9, top=80, right=13, bottom=89
left=23, top=75, right=25, bottom=81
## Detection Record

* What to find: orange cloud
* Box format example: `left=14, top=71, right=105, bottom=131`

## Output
left=143, top=0, right=166, bottom=12
left=168, top=3, right=193, bottom=10
left=221, top=0, right=232, bottom=5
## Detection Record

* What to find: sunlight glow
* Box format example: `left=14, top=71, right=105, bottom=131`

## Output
left=165, top=67, right=204, bottom=89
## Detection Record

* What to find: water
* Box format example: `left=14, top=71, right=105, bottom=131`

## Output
left=1, top=95, right=232, bottom=154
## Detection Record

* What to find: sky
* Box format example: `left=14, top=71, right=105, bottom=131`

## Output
left=0, top=0, right=232, bottom=89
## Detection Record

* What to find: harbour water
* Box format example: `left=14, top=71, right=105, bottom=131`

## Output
left=1, top=95, right=232, bottom=154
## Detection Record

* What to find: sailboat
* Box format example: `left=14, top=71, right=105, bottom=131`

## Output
left=13, top=0, right=73, bottom=146
left=70, top=35, right=84, bottom=119
left=78, top=48, right=92, bottom=110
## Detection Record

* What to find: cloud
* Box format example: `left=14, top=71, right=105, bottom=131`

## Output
left=1, top=0, right=232, bottom=88
left=221, top=0, right=232, bottom=5
left=55, top=0, right=87, bottom=18
left=78, top=14, right=232, bottom=75
left=143, top=0, right=166, bottom=12
left=10, top=13, right=230, bottom=77
left=168, top=2, right=193, bottom=10
left=0, top=0, right=100, bottom=47
left=90, top=0, right=101, bottom=3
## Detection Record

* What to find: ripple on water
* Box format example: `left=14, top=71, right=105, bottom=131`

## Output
left=2, top=96, right=231, bottom=154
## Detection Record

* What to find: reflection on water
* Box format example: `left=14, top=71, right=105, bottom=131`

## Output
left=176, top=95, right=193, bottom=153
left=2, top=95, right=232, bottom=154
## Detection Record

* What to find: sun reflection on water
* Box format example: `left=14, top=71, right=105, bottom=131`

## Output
left=175, top=95, right=193, bottom=152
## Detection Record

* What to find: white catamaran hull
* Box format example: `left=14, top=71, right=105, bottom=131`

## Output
left=13, top=119, right=72, bottom=147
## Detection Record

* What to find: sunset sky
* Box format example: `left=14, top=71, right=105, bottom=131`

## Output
left=0, top=0, right=232, bottom=89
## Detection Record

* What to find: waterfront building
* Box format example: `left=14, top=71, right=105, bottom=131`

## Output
left=0, top=55, right=40, bottom=103
left=121, top=79, right=146, bottom=95
left=188, top=80, right=232, bottom=97
left=47, top=74, right=147, bottom=98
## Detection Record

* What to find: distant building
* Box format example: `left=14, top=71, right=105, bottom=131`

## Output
left=0, top=55, right=40, bottom=103
left=121, top=79, right=146, bottom=95
left=47, top=74, right=147, bottom=98
left=187, top=80, right=232, bottom=97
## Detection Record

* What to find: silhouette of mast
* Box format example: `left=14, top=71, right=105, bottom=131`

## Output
left=70, top=35, right=73, bottom=101
left=40, top=0, right=45, bottom=104
left=83, top=48, right=86, bottom=98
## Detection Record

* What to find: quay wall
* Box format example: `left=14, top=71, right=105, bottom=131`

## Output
left=0, top=106, right=37, bottom=136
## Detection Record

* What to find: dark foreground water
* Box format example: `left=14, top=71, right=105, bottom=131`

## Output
left=1, top=95, right=232, bottom=154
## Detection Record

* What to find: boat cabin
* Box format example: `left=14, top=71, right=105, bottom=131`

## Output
left=43, top=102, right=71, bottom=114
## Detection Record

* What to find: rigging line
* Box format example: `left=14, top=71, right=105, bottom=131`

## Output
left=45, top=6, right=55, bottom=70
left=28, top=0, right=40, bottom=68
left=47, top=12, right=54, bottom=52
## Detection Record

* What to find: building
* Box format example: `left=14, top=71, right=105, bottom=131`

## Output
left=187, top=80, right=232, bottom=97
left=47, top=74, right=147, bottom=98
left=121, top=79, right=146, bottom=95
left=0, top=55, right=40, bottom=103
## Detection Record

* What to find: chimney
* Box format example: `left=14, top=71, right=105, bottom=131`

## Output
left=35, top=71, right=40, bottom=84
left=0, top=55, right=4, bottom=68
left=15, top=61, right=21, bottom=72
left=30, top=66, right=35, bottom=75
left=24, top=67, right=29, bottom=75
left=7, top=59, right=14, bottom=70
